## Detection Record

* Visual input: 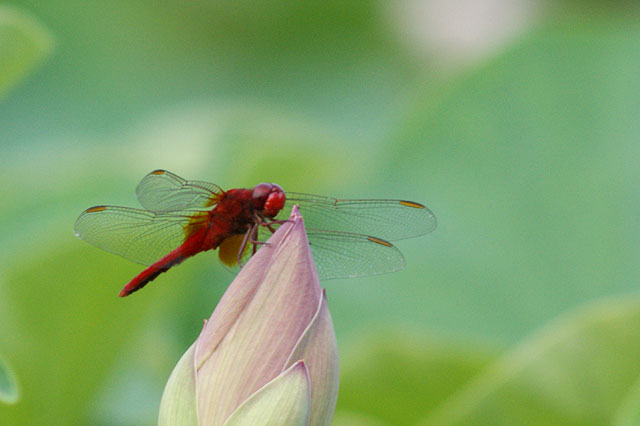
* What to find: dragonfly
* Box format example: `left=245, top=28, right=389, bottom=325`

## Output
left=74, top=170, right=437, bottom=297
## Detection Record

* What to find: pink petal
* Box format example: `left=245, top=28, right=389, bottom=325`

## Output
left=285, top=290, right=339, bottom=426
left=196, top=206, right=324, bottom=424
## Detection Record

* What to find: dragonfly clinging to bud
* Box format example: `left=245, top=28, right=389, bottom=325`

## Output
left=74, top=170, right=436, bottom=296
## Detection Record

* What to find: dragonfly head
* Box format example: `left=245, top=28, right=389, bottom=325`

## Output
left=253, top=183, right=286, bottom=218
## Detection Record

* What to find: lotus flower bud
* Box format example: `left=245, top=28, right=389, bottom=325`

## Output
left=159, top=206, right=339, bottom=426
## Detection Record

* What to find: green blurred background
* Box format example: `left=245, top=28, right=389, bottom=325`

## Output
left=2, top=1, right=640, bottom=425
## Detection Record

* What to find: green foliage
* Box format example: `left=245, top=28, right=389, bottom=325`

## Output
left=336, top=331, right=501, bottom=425
left=336, top=297, right=640, bottom=426
left=0, top=245, right=165, bottom=424
left=420, top=295, right=640, bottom=426
left=0, top=5, right=52, bottom=98
left=0, top=357, right=19, bottom=404
left=383, top=21, right=640, bottom=340
left=0, top=3, right=51, bottom=412
left=614, top=376, right=640, bottom=426
left=333, top=412, right=394, bottom=426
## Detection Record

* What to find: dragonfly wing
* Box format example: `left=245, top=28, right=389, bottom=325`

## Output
left=306, top=230, right=405, bottom=279
left=281, top=193, right=437, bottom=242
left=136, top=169, right=223, bottom=212
left=74, top=206, right=202, bottom=265
left=219, top=226, right=405, bottom=280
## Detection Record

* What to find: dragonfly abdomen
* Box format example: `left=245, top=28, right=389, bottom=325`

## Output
left=119, top=250, right=186, bottom=297
left=119, top=229, right=208, bottom=296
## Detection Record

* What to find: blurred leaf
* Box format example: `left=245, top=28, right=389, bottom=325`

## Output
left=613, top=375, right=640, bottom=426
left=420, top=295, right=640, bottom=426
left=383, top=21, right=640, bottom=341
left=333, top=412, right=394, bottom=426
left=0, top=0, right=416, bottom=142
left=0, top=5, right=53, bottom=98
left=335, top=329, right=502, bottom=426
left=0, top=242, right=166, bottom=424
left=0, top=357, right=19, bottom=404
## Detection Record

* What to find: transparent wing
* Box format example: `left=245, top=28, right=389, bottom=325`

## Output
left=222, top=226, right=405, bottom=280
left=74, top=205, right=205, bottom=265
left=306, top=230, right=405, bottom=279
left=276, top=193, right=437, bottom=242
left=135, top=169, right=223, bottom=213
left=220, top=191, right=434, bottom=278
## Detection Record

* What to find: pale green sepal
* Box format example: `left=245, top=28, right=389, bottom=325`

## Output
left=158, top=343, right=198, bottom=426
left=0, top=5, right=54, bottom=98
left=0, top=356, right=19, bottom=404
left=223, top=361, right=311, bottom=426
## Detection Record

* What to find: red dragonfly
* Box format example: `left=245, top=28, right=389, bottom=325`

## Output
left=74, top=170, right=436, bottom=297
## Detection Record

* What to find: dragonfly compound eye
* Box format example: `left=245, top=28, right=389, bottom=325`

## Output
left=253, top=183, right=285, bottom=217
left=252, top=183, right=273, bottom=204
left=263, top=186, right=286, bottom=218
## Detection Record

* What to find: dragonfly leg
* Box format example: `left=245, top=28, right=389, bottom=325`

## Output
left=236, top=225, right=254, bottom=267
left=249, top=223, right=271, bottom=256
left=251, top=224, right=259, bottom=255
left=262, top=219, right=288, bottom=226
left=249, top=232, right=268, bottom=245
left=260, top=219, right=289, bottom=234
left=254, top=212, right=288, bottom=234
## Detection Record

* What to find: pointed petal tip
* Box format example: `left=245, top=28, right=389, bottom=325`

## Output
left=289, top=359, right=308, bottom=374
left=289, top=204, right=302, bottom=221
